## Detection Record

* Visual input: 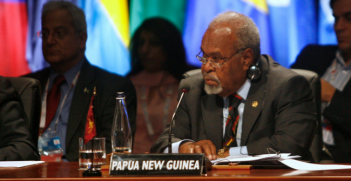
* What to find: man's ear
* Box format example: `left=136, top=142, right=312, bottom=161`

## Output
left=242, top=48, right=254, bottom=70
left=79, top=31, right=87, bottom=49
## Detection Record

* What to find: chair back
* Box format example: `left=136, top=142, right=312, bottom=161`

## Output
left=291, top=69, right=322, bottom=163
left=7, top=77, right=41, bottom=148
left=182, top=69, right=201, bottom=79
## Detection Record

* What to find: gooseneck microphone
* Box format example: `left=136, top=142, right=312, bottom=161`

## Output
left=168, top=83, right=190, bottom=153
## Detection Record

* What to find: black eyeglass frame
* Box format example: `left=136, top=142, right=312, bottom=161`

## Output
left=196, top=48, right=248, bottom=68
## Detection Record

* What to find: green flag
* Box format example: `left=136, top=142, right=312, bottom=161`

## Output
left=130, top=0, right=186, bottom=36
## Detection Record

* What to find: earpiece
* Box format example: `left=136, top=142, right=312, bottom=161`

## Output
left=247, top=60, right=261, bottom=81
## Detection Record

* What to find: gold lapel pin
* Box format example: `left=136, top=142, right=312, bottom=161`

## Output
left=84, top=87, right=89, bottom=93
left=252, top=101, right=258, bottom=107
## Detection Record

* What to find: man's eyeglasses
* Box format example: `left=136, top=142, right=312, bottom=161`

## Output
left=37, top=29, right=77, bottom=40
left=196, top=48, right=247, bottom=68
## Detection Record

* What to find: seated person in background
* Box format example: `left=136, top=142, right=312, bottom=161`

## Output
left=127, top=18, right=192, bottom=154
left=151, top=11, right=317, bottom=161
left=0, top=76, right=40, bottom=161
left=24, top=1, right=136, bottom=161
left=291, top=0, right=351, bottom=163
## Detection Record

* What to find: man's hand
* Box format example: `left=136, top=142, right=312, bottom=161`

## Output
left=321, top=78, right=336, bottom=102
left=179, top=140, right=217, bottom=160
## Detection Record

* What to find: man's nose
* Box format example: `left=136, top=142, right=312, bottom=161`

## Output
left=334, top=18, right=346, bottom=32
left=45, top=33, right=57, bottom=45
left=202, top=60, right=215, bottom=73
left=140, top=42, right=149, bottom=53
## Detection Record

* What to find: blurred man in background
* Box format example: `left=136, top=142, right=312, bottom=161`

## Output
left=25, top=1, right=136, bottom=161
left=291, top=0, right=351, bottom=163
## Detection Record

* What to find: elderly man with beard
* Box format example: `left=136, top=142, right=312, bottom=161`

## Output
left=150, top=11, right=317, bottom=161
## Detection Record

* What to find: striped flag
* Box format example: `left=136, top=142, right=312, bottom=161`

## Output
left=0, top=0, right=30, bottom=76
left=77, top=0, right=131, bottom=76
left=130, top=0, right=186, bottom=36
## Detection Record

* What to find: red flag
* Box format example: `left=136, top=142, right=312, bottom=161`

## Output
left=0, top=0, right=31, bottom=76
left=84, top=89, right=97, bottom=144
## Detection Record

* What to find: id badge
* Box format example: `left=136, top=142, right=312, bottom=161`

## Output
left=38, top=131, right=63, bottom=162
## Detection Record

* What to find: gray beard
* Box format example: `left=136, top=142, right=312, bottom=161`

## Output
left=203, top=72, right=223, bottom=95
left=204, top=83, right=223, bottom=95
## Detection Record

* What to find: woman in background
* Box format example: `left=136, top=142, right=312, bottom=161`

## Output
left=128, top=18, right=191, bottom=153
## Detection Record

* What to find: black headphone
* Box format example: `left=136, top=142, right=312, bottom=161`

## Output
left=247, top=59, right=261, bottom=81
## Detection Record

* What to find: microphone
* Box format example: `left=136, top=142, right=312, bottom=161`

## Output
left=168, top=83, right=190, bottom=153
left=108, top=83, right=210, bottom=175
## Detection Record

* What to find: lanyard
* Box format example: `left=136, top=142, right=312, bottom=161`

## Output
left=39, top=72, right=80, bottom=134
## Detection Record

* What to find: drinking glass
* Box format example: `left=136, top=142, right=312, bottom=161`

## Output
left=79, top=137, right=106, bottom=170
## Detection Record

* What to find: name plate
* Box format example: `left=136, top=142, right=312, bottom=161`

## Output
left=109, top=153, right=205, bottom=175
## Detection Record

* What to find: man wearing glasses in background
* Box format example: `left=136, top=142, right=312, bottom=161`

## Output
left=25, top=1, right=136, bottom=161
left=151, top=11, right=317, bottom=161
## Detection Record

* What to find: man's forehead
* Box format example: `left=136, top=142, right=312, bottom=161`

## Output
left=42, top=9, right=73, bottom=28
left=333, top=0, right=351, bottom=16
left=202, top=27, right=235, bottom=50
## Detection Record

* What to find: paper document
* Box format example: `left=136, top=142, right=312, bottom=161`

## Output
left=211, top=153, right=299, bottom=165
left=0, top=161, right=44, bottom=168
left=279, top=159, right=351, bottom=171
left=211, top=153, right=351, bottom=171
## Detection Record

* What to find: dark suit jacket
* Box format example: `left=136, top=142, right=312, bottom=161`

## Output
left=151, top=55, right=317, bottom=161
left=0, top=76, right=40, bottom=160
left=291, top=45, right=351, bottom=163
left=25, top=59, right=137, bottom=161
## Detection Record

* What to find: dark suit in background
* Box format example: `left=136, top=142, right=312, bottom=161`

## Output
left=0, top=76, right=40, bottom=161
left=25, top=59, right=137, bottom=161
left=151, top=55, right=317, bottom=161
left=291, top=45, right=351, bottom=162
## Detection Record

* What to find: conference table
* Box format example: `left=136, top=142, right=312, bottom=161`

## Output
left=0, top=162, right=351, bottom=180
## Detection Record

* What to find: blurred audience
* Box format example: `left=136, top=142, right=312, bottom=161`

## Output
left=128, top=18, right=193, bottom=153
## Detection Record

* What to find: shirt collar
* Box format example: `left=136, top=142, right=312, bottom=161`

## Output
left=236, top=79, right=251, bottom=100
left=49, top=57, right=85, bottom=85
left=336, top=50, right=351, bottom=70
left=222, top=79, right=251, bottom=102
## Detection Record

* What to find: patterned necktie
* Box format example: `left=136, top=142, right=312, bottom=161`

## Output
left=45, top=75, right=66, bottom=131
left=223, top=93, right=242, bottom=148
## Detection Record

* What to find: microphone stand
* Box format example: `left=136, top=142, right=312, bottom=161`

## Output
left=168, top=89, right=188, bottom=153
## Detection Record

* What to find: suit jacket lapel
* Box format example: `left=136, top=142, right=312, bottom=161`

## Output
left=66, top=59, right=95, bottom=146
left=201, top=94, right=223, bottom=149
left=241, top=56, right=269, bottom=145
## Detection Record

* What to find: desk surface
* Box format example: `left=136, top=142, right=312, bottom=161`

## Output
left=0, top=162, right=351, bottom=181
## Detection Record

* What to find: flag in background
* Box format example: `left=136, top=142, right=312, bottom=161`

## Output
left=2, top=0, right=338, bottom=76
left=318, top=0, right=337, bottom=44
left=25, top=0, right=51, bottom=74
left=84, top=90, right=97, bottom=144
left=77, top=0, right=131, bottom=76
left=183, top=0, right=273, bottom=67
left=182, top=0, right=217, bottom=67
left=130, top=0, right=186, bottom=36
left=0, top=0, right=30, bottom=76
left=268, top=0, right=318, bottom=67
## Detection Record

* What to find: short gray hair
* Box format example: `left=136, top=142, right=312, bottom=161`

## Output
left=41, top=1, right=87, bottom=33
left=208, top=11, right=261, bottom=61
